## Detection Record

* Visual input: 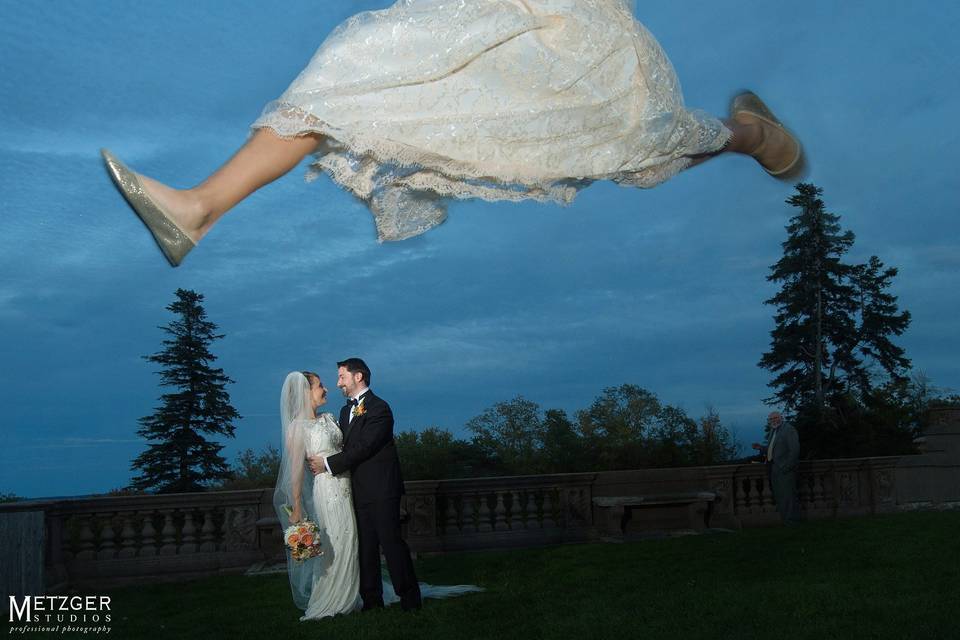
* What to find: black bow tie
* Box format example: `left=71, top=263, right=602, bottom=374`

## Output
left=347, top=398, right=359, bottom=406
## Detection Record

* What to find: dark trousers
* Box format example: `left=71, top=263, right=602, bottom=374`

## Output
left=769, top=464, right=801, bottom=525
left=355, top=497, right=422, bottom=610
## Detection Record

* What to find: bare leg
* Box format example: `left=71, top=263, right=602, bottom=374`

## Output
left=687, top=112, right=802, bottom=175
left=135, top=128, right=323, bottom=243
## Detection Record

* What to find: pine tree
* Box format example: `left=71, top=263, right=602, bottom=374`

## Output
left=846, top=256, right=912, bottom=394
left=131, top=289, right=240, bottom=493
left=759, top=183, right=913, bottom=457
left=759, top=183, right=857, bottom=412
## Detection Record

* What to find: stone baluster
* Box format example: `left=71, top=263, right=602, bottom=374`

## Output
left=117, top=513, right=138, bottom=559
left=543, top=488, right=558, bottom=527
left=96, top=514, right=116, bottom=560
left=158, top=509, right=178, bottom=556
left=502, top=491, right=515, bottom=530
left=138, top=511, right=158, bottom=556
left=199, top=508, right=217, bottom=553
left=511, top=491, right=525, bottom=529
left=813, top=474, right=826, bottom=510
left=75, top=516, right=96, bottom=560
left=760, top=476, right=775, bottom=512
left=460, top=493, right=476, bottom=533
left=180, top=510, right=198, bottom=553
left=744, top=478, right=757, bottom=513
left=733, top=478, right=750, bottom=513
left=60, top=515, right=76, bottom=561
left=493, top=492, right=508, bottom=530
left=514, top=491, right=528, bottom=529
left=443, top=495, right=459, bottom=533
left=750, top=478, right=761, bottom=513
left=478, top=492, right=493, bottom=532
left=533, top=489, right=546, bottom=528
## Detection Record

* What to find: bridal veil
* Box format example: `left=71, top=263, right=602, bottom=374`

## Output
left=274, top=371, right=322, bottom=610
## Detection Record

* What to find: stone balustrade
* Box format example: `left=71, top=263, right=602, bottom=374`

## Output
left=703, top=456, right=901, bottom=529
left=2, top=489, right=273, bottom=592
left=403, top=473, right=597, bottom=552
left=3, top=408, right=958, bottom=595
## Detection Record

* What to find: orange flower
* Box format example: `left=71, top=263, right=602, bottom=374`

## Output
left=352, top=402, right=367, bottom=418
left=301, top=534, right=314, bottom=546
left=287, top=533, right=300, bottom=545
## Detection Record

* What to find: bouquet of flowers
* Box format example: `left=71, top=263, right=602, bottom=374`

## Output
left=281, top=505, right=324, bottom=561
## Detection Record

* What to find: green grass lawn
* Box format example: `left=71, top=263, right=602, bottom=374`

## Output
left=27, top=511, right=960, bottom=639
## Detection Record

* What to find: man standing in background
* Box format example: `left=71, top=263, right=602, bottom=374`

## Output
left=752, top=411, right=801, bottom=525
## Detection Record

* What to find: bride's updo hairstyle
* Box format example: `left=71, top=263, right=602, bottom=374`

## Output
left=301, top=371, right=322, bottom=388
left=282, top=372, right=312, bottom=420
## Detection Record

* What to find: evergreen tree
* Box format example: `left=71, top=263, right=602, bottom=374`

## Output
left=759, top=184, right=913, bottom=457
left=846, top=256, right=911, bottom=394
left=131, top=289, right=240, bottom=493
left=759, top=183, right=857, bottom=413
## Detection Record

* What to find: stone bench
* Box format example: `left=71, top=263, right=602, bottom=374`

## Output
left=592, top=492, right=718, bottom=538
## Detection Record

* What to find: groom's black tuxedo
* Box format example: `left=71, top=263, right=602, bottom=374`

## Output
left=328, top=391, right=405, bottom=503
left=326, top=390, right=421, bottom=610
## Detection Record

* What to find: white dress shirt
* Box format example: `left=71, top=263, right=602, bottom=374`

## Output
left=322, top=387, right=370, bottom=474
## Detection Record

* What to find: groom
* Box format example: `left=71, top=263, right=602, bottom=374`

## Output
left=308, top=358, right=422, bottom=611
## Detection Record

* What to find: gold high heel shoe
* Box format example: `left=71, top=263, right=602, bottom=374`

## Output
left=730, top=91, right=807, bottom=181
left=101, top=148, right=195, bottom=267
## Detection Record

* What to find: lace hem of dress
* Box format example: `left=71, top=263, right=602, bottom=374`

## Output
left=251, top=103, right=730, bottom=242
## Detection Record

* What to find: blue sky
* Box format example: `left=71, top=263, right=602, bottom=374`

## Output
left=1, top=1, right=958, bottom=498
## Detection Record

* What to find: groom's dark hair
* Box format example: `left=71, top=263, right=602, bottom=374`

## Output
left=338, top=358, right=371, bottom=385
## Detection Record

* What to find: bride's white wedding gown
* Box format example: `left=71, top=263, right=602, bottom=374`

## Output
left=298, top=413, right=481, bottom=621
left=252, top=0, right=730, bottom=242
left=300, top=414, right=361, bottom=620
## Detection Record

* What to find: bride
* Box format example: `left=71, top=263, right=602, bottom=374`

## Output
left=274, top=371, right=481, bottom=620
left=103, top=0, right=804, bottom=267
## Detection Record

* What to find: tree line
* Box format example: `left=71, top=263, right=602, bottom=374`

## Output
left=396, top=387, right=741, bottom=480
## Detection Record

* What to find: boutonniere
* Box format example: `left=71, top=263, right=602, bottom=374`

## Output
left=351, top=402, right=367, bottom=419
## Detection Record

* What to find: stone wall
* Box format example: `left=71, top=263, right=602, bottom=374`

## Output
left=2, top=408, right=957, bottom=594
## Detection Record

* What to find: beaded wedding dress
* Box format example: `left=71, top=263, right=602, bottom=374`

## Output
left=275, top=374, right=482, bottom=621
left=299, top=413, right=362, bottom=620
left=251, top=0, right=731, bottom=242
